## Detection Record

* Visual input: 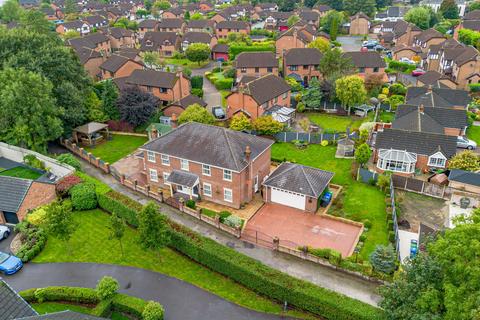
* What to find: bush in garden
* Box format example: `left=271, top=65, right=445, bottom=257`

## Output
left=212, top=66, right=222, bottom=73
left=190, top=75, right=203, bottom=89
left=310, top=247, right=332, bottom=259
left=369, top=244, right=396, bottom=274
left=214, top=78, right=233, bottom=90
left=218, top=211, right=232, bottom=222
left=142, top=301, right=165, bottom=320
left=56, top=153, right=82, bottom=171
left=96, top=276, right=119, bottom=300
left=56, top=175, right=83, bottom=197
left=27, top=206, right=48, bottom=226
left=321, top=140, right=329, bottom=146
left=191, top=88, right=203, bottom=98
left=223, top=68, right=235, bottom=78
left=69, top=183, right=97, bottom=210
left=97, top=190, right=140, bottom=226
left=23, top=154, right=45, bottom=170
left=186, top=199, right=196, bottom=209
left=223, top=214, right=242, bottom=228
left=388, top=83, right=406, bottom=96
left=363, top=219, right=372, bottom=229
left=15, top=221, right=47, bottom=262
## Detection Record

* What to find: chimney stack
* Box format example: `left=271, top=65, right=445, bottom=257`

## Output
left=245, top=145, right=251, bottom=162
left=171, top=113, right=178, bottom=128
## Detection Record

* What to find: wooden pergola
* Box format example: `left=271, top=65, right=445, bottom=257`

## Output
left=72, top=122, right=110, bottom=146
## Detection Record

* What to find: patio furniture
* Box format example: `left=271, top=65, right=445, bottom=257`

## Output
left=72, top=122, right=110, bottom=147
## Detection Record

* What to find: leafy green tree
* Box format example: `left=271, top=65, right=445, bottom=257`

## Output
left=252, top=116, right=284, bottom=135
left=19, top=9, right=53, bottom=34
left=184, top=11, right=190, bottom=20
left=280, top=0, right=296, bottom=12
left=94, top=80, right=120, bottom=120
left=0, top=68, right=63, bottom=153
left=376, top=172, right=391, bottom=192
left=343, top=0, right=376, bottom=16
left=318, top=0, right=343, bottom=11
left=142, top=51, right=163, bottom=69
left=405, top=6, right=433, bottom=29
left=369, top=244, right=396, bottom=274
left=86, top=90, right=108, bottom=122
left=318, top=48, right=354, bottom=80
left=63, top=30, right=81, bottom=40
left=96, top=276, right=119, bottom=300
left=440, top=0, right=459, bottom=19
left=302, top=77, right=323, bottom=109
left=190, top=12, right=204, bottom=20
left=57, top=153, right=82, bottom=171
left=287, top=14, right=300, bottom=27
left=64, top=0, right=77, bottom=14
left=109, top=212, right=126, bottom=257
left=44, top=200, right=77, bottom=253
left=153, top=0, right=171, bottom=10
left=185, top=43, right=210, bottom=65
left=285, top=77, right=302, bottom=92
left=448, top=151, right=480, bottom=171
left=468, top=1, right=480, bottom=11
left=0, top=0, right=21, bottom=23
left=335, top=75, right=367, bottom=114
left=354, top=143, right=372, bottom=166
left=304, top=0, right=317, bottom=8
left=229, top=113, right=252, bottom=131
left=321, top=10, right=345, bottom=38
left=177, top=104, right=216, bottom=125
left=138, top=202, right=171, bottom=260
left=307, top=38, right=330, bottom=52
left=375, top=0, right=392, bottom=9
left=142, top=301, right=165, bottom=320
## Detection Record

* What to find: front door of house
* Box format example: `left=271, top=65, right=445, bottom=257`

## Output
left=254, top=175, right=259, bottom=193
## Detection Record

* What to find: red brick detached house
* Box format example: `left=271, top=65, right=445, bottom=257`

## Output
left=212, top=43, right=229, bottom=61
left=0, top=177, right=56, bottom=224
left=140, top=122, right=273, bottom=209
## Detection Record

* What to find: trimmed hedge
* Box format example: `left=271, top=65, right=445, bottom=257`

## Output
left=97, top=190, right=141, bottom=227
left=75, top=172, right=111, bottom=195
left=229, top=44, right=275, bottom=59
left=70, top=183, right=97, bottom=211
left=190, top=75, right=203, bottom=89
left=214, top=78, right=233, bottom=90
left=112, top=293, right=149, bottom=318
left=191, top=88, right=203, bottom=98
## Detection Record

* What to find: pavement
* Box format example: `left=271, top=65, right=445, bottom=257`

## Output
left=80, top=162, right=381, bottom=306
left=191, top=62, right=223, bottom=111
left=4, top=263, right=295, bottom=320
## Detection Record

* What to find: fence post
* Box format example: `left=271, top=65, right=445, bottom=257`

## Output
left=421, top=181, right=425, bottom=194
left=134, top=180, right=138, bottom=191
left=296, top=132, right=299, bottom=140
left=146, top=184, right=150, bottom=197
left=273, top=237, right=279, bottom=251
left=215, top=214, right=220, bottom=228
left=105, top=163, right=110, bottom=174
left=283, top=132, right=286, bottom=142
left=442, top=185, right=446, bottom=198
left=404, top=177, right=408, bottom=190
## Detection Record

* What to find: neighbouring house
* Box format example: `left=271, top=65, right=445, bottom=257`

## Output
left=100, top=27, right=135, bottom=49
left=375, top=19, right=421, bottom=47
left=447, top=46, right=480, bottom=90
left=116, top=48, right=142, bottom=62
left=343, top=51, right=387, bottom=82
left=413, top=28, right=447, bottom=52
left=138, top=19, right=159, bottom=38
left=83, top=14, right=108, bottom=28
left=71, top=45, right=104, bottom=78
left=448, top=169, right=480, bottom=194
left=226, top=74, right=291, bottom=120
left=454, top=9, right=480, bottom=39
left=254, top=2, right=278, bottom=12
left=56, top=20, right=91, bottom=35
left=392, top=104, right=468, bottom=136
left=421, top=0, right=466, bottom=17
left=424, top=38, right=464, bottom=72
left=140, top=122, right=274, bottom=209
left=163, top=94, right=207, bottom=117
left=68, top=33, right=112, bottom=56
left=312, top=4, right=331, bottom=17
left=140, top=31, right=181, bottom=57
left=186, top=19, right=214, bottom=33
left=374, top=128, right=457, bottom=175
left=235, top=51, right=278, bottom=81
left=212, top=43, right=229, bottom=61
left=157, top=18, right=186, bottom=33
left=416, top=70, right=457, bottom=88
left=392, top=44, right=421, bottom=60
left=283, top=47, right=322, bottom=86
left=120, top=69, right=190, bottom=104
left=299, top=9, right=320, bottom=27
left=99, top=54, right=144, bottom=79
left=405, top=86, right=471, bottom=109
left=275, top=27, right=312, bottom=57
left=215, top=20, right=250, bottom=39
left=261, top=11, right=294, bottom=31
left=349, top=12, right=370, bottom=35
left=375, top=6, right=409, bottom=21
left=263, top=162, right=334, bottom=212
left=181, top=31, right=218, bottom=51
left=162, top=7, right=184, bottom=19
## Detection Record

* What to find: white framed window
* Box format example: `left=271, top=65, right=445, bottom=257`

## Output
left=163, top=172, right=170, bottom=184
left=223, top=169, right=232, bottom=181
left=202, top=164, right=211, bottom=176
left=149, top=169, right=158, bottom=182
left=147, top=151, right=156, bottom=162
left=203, top=182, right=212, bottom=197
left=224, top=188, right=233, bottom=202
left=180, top=159, right=189, bottom=171
left=428, top=152, right=447, bottom=168
left=161, top=154, right=170, bottom=166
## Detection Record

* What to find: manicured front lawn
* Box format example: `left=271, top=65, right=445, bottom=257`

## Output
left=164, top=58, right=209, bottom=69
left=467, top=125, right=480, bottom=144
left=34, top=209, right=315, bottom=320
left=271, top=143, right=388, bottom=259
left=85, top=134, right=148, bottom=164
left=32, top=302, right=129, bottom=320
left=0, top=166, right=42, bottom=180
left=307, top=113, right=372, bottom=132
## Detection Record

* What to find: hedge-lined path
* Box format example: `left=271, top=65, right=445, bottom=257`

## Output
left=80, top=162, right=381, bottom=306
left=5, top=262, right=294, bottom=320
left=191, top=62, right=222, bottom=111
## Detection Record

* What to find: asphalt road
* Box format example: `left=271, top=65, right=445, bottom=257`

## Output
left=4, top=263, right=295, bottom=320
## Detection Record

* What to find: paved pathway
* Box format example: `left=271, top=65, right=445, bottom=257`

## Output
left=191, top=62, right=222, bottom=111
left=81, top=162, right=381, bottom=306
left=4, top=263, right=293, bottom=320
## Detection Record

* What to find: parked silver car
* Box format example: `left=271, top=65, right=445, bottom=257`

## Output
left=0, top=225, right=10, bottom=240
left=457, top=136, right=477, bottom=150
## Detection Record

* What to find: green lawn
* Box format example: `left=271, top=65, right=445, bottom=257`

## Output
left=467, top=125, right=480, bottom=144
left=85, top=134, right=148, bottom=164
left=32, top=302, right=129, bottom=320
left=164, top=58, right=209, bottom=69
left=271, top=143, right=388, bottom=259
left=34, top=209, right=315, bottom=320
left=307, top=113, right=373, bottom=132
left=0, top=166, right=42, bottom=180
left=378, top=110, right=395, bottom=123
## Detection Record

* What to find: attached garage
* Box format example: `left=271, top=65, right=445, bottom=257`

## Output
left=270, top=187, right=305, bottom=210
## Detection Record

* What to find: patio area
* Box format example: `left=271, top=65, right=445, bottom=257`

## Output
left=196, top=193, right=264, bottom=220
left=243, top=203, right=363, bottom=257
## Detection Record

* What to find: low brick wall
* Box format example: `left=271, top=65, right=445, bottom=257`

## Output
left=61, top=139, right=110, bottom=174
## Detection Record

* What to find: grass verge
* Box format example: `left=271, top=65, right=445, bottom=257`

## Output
left=85, top=134, right=148, bottom=164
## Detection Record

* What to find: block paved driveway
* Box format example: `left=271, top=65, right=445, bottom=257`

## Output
left=244, top=204, right=362, bottom=257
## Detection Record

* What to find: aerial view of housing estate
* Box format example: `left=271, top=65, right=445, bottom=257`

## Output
left=1, top=0, right=480, bottom=318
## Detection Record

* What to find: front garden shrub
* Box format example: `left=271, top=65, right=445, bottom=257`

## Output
left=15, top=221, right=47, bottom=262
left=190, top=75, right=203, bottom=89
left=185, top=199, right=196, bottom=209
left=223, top=68, right=235, bottom=78
left=96, top=276, right=119, bottom=300
left=369, top=244, right=396, bottom=274
left=92, top=299, right=113, bottom=317
left=214, top=78, right=233, bottom=90
left=142, top=301, right=165, bottom=320
left=212, top=66, right=222, bottom=73
left=223, top=214, right=242, bottom=228
left=75, top=172, right=110, bottom=195
left=97, top=190, right=140, bottom=226
left=328, top=250, right=342, bottom=266
left=388, top=230, right=396, bottom=243
left=27, top=206, right=48, bottom=226
left=218, top=211, right=232, bottom=222
left=309, top=247, right=332, bottom=259
left=56, top=153, right=82, bottom=171
left=70, top=183, right=97, bottom=210
left=363, top=219, right=372, bottom=229
left=33, top=286, right=99, bottom=304
left=191, top=88, right=203, bottom=98
left=359, top=233, right=367, bottom=242
left=388, top=83, right=406, bottom=96
left=200, top=208, right=216, bottom=218
left=56, top=175, right=83, bottom=197
left=112, top=293, right=148, bottom=318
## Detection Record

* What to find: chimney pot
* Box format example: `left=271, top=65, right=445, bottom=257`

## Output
left=171, top=113, right=178, bottom=128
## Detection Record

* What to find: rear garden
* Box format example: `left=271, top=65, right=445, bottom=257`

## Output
left=306, top=112, right=374, bottom=133
left=85, top=134, right=148, bottom=164
left=271, top=143, right=389, bottom=260
left=0, top=166, right=42, bottom=180
left=467, top=125, right=480, bottom=144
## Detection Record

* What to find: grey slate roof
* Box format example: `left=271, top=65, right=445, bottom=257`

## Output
left=138, top=19, right=158, bottom=29
left=243, top=74, right=290, bottom=105
left=393, top=104, right=467, bottom=132
left=182, top=31, right=212, bottom=44
left=140, top=122, right=274, bottom=172
left=342, top=51, right=386, bottom=68
left=0, top=176, right=33, bottom=213
left=140, top=32, right=179, bottom=51
left=448, top=169, right=480, bottom=187
left=157, top=18, right=184, bottom=29
left=170, top=94, right=207, bottom=109
left=416, top=70, right=452, bottom=87
left=284, top=48, right=322, bottom=66
left=375, top=128, right=457, bottom=158
left=235, top=51, right=277, bottom=68
left=215, top=20, right=249, bottom=30
left=19, top=310, right=105, bottom=319
left=263, top=162, right=334, bottom=197
left=405, top=87, right=471, bottom=108
left=167, top=170, right=199, bottom=187
left=126, top=70, right=178, bottom=89
left=212, top=43, right=229, bottom=53
left=99, top=55, right=132, bottom=73
left=70, top=45, right=102, bottom=64
left=0, top=280, right=37, bottom=320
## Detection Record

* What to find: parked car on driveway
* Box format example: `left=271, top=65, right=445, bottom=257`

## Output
left=0, top=251, right=23, bottom=275
left=399, top=57, right=416, bottom=65
left=411, top=68, right=426, bottom=76
left=212, top=106, right=226, bottom=119
left=0, top=225, right=10, bottom=240
left=457, top=136, right=477, bottom=150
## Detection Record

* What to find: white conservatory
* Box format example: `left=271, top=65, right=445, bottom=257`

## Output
left=377, top=149, right=417, bottom=174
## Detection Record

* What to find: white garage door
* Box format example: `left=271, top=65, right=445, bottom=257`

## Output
left=270, top=187, right=305, bottom=210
